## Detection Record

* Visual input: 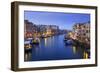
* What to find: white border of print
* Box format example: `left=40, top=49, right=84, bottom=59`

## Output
left=18, top=5, right=95, bottom=68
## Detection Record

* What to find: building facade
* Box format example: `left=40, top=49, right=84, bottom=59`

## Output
left=24, top=20, right=60, bottom=39
left=72, top=22, right=90, bottom=43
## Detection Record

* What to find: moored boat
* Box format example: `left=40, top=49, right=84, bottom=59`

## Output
left=24, top=40, right=32, bottom=52
left=65, top=39, right=74, bottom=45
left=32, top=38, right=40, bottom=45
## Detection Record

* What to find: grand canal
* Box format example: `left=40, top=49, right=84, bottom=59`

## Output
left=24, top=34, right=90, bottom=61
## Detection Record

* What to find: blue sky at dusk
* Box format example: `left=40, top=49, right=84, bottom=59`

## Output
left=24, top=11, right=90, bottom=30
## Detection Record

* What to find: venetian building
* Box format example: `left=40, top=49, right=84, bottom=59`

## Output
left=24, top=20, right=37, bottom=38
left=73, top=22, right=90, bottom=43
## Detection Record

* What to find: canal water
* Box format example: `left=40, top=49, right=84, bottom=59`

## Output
left=25, top=34, right=90, bottom=61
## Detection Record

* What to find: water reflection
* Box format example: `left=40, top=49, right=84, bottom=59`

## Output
left=24, top=51, right=32, bottom=61
left=72, top=46, right=77, bottom=54
left=83, top=51, right=89, bottom=59
left=24, top=34, right=90, bottom=61
left=44, top=38, right=47, bottom=46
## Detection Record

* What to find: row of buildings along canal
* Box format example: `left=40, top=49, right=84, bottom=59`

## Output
left=24, top=20, right=90, bottom=61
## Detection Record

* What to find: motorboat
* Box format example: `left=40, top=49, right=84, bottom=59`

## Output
left=24, top=40, right=32, bottom=52
left=65, top=39, right=74, bottom=45
left=32, top=38, right=40, bottom=45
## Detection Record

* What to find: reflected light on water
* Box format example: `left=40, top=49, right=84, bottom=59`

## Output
left=46, top=37, right=53, bottom=47
left=25, top=52, right=32, bottom=61
left=72, top=46, right=77, bottom=54
left=24, top=34, right=90, bottom=61
left=83, top=51, right=88, bottom=59
left=44, top=38, right=47, bottom=46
